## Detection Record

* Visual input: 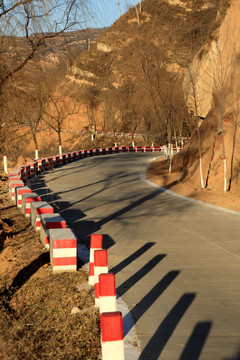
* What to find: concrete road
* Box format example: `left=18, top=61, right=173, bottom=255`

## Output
left=33, top=153, right=240, bottom=360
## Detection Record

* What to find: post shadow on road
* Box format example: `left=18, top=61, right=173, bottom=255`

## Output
left=97, top=189, right=162, bottom=227
left=102, top=234, right=115, bottom=249
left=222, top=348, right=240, bottom=360
left=140, top=293, right=196, bottom=360
left=178, top=321, right=212, bottom=360
left=31, top=176, right=101, bottom=243
left=123, top=270, right=180, bottom=337
left=117, top=254, right=166, bottom=297
left=110, top=242, right=155, bottom=274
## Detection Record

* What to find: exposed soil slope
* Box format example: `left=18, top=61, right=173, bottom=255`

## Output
left=0, top=176, right=100, bottom=360
left=147, top=156, right=240, bottom=212
left=150, top=0, right=240, bottom=196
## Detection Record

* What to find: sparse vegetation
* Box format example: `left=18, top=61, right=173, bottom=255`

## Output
left=0, top=177, right=101, bottom=360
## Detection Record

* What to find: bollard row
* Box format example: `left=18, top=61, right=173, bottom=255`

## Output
left=89, top=234, right=125, bottom=360
left=8, top=168, right=77, bottom=274
left=7, top=145, right=171, bottom=360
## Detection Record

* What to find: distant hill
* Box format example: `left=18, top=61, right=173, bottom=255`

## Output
left=1, top=28, right=104, bottom=69
left=59, top=0, right=230, bottom=143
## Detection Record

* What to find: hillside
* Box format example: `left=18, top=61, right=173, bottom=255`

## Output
left=60, top=0, right=230, bottom=143
left=1, top=28, right=104, bottom=69
left=1, top=0, right=235, bottom=182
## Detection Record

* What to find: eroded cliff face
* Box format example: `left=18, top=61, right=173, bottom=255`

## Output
left=174, top=0, right=240, bottom=192
left=184, top=0, right=238, bottom=118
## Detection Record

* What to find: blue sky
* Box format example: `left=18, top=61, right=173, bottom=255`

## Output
left=86, top=0, right=138, bottom=28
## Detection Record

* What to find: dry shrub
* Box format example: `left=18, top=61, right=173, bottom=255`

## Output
left=0, top=272, right=101, bottom=360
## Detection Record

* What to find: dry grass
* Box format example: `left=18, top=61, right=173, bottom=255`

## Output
left=0, top=177, right=101, bottom=360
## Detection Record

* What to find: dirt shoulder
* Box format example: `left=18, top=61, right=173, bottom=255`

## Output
left=0, top=176, right=100, bottom=360
left=147, top=157, right=240, bottom=213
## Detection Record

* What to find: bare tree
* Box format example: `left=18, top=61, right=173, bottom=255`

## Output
left=42, top=94, right=79, bottom=154
left=0, top=0, right=91, bottom=91
left=135, top=0, right=141, bottom=26
left=117, top=0, right=122, bottom=16
left=185, top=68, right=205, bottom=188
left=82, top=86, right=101, bottom=140
left=0, top=0, right=92, bottom=159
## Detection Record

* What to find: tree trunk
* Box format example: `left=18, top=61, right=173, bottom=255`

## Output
left=58, top=129, right=62, bottom=147
left=117, top=1, right=122, bottom=16
left=220, top=102, right=227, bottom=192
left=135, top=0, right=140, bottom=26
left=228, top=114, right=237, bottom=191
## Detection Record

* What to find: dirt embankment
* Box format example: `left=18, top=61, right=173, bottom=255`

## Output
left=0, top=176, right=100, bottom=360
left=147, top=156, right=240, bottom=212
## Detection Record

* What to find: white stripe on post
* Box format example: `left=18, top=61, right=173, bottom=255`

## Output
left=3, top=155, right=8, bottom=174
left=89, top=234, right=103, bottom=286
left=94, top=249, right=108, bottom=307
left=99, top=273, right=117, bottom=314
left=100, top=312, right=125, bottom=360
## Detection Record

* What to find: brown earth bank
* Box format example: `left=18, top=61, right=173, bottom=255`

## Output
left=147, top=156, right=240, bottom=212
left=0, top=176, right=100, bottom=360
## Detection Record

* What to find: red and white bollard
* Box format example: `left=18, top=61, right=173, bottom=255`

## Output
left=30, top=201, right=54, bottom=231
left=21, top=193, right=41, bottom=217
left=100, top=312, right=125, bottom=360
left=89, top=234, right=103, bottom=286
left=94, top=249, right=108, bottom=306
left=9, top=180, right=24, bottom=201
left=49, top=228, right=77, bottom=272
left=40, top=213, right=66, bottom=249
left=99, top=273, right=117, bottom=314
left=15, top=186, right=32, bottom=208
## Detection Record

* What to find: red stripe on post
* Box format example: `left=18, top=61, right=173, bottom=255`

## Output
left=90, top=234, right=103, bottom=248
left=89, top=262, right=94, bottom=276
left=94, top=249, right=108, bottom=267
left=53, top=239, right=76, bottom=249
left=100, top=312, right=123, bottom=342
left=26, top=197, right=41, bottom=203
left=95, top=282, right=99, bottom=299
left=45, top=222, right=66, bottom=229
left=99, top=273, right=116, bottom=296
left=36, top=208, right=54, bottom=214
left=18, top=189, right=31, bottom=195
left=53, top=257, right=77, bottom=266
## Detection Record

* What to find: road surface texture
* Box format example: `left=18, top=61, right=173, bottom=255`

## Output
left=32, top=153, right=240, bottom=360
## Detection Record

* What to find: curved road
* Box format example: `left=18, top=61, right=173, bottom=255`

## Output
left=33, top=153, right=240, bottom=360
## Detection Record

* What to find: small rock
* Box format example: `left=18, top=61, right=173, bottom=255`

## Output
left=75, top=282, right=90, bottom=291
left=71, top=307, right=81, bottom=315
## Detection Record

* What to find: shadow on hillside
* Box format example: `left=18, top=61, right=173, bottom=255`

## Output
left=0, top=251, right=49, bottom=312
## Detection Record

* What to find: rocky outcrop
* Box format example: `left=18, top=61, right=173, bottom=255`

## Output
left=174, top=0, right=240, bottom=192
left=184, top=0, right=238, bottom=118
